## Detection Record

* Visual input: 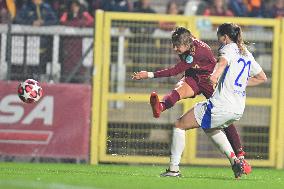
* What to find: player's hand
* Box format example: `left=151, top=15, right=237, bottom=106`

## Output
left=131, top=71, right=148, bottom=80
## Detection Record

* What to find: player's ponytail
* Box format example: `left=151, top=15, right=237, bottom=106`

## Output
left=217, top=23, right=246, bottom=55
left=234, top=26, right=246, bottom=55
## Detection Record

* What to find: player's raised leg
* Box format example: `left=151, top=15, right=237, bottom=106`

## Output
left=150, top=92, right=163, bottom=118
left=150, top=78, right=196, bottom=118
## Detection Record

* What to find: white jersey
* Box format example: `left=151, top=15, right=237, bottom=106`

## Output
left=210, top=43, right=262, bottom=115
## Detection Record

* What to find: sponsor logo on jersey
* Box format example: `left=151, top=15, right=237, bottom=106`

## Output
left=192, top=64, right=200, bottom=69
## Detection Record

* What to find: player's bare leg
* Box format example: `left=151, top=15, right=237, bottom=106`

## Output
left=150, top=79, right=194, bottom=118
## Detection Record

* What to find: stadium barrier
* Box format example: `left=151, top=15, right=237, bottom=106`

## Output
left=92, top=11, right=194, bottom=165
left=91, top=10, right=104, bottom=165
left=0, top=24, right=94, bottom=82
left=276, top=19, right=284, bottom=169
left=0, top=81, right=91, bottom=162
left=90, top=11, right=284, bottom=168
left=0, top=23, right=95, bottom=163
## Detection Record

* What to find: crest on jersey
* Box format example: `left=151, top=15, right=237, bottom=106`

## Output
left=184, top=55, right=193, bottom=64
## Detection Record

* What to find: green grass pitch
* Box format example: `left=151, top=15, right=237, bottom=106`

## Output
left=0, top=163, right=284, bottom=189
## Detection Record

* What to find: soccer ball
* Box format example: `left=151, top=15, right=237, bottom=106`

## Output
left=17, top=79, right=43, bottom=103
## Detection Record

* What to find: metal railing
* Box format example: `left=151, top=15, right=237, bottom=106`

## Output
left=90, top=11, right=283, bottom=169
left=0, top=24, right=93, bottom=83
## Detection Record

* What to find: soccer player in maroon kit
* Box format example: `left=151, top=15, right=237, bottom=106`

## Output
left=132, top=26, right=251, bottom=176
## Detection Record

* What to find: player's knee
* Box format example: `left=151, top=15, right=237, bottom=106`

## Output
left=175, top=87, right=186, bottom=99
left=174, top=120, right=185, bottom=129
left=175, top=80, right=184, bottom=88
left=175, top=84, right=194, bottom=99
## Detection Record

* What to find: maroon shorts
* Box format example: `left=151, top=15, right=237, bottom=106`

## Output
left=184, top=74, right=214, bottom=99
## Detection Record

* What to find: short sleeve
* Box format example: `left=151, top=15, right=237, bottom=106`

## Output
left=249, top=58, right=262, bottom=77
left=218, top=44, right=231, bottom=64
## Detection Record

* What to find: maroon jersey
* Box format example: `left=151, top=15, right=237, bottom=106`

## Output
left=154, top=39, right=216, bottom=78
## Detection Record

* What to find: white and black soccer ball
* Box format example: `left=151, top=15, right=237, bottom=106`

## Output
left=17, top=79, right=43, bottom=103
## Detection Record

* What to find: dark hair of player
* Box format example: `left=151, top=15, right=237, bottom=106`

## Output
left=171, top=26, right=193, bottom=48
left=217, top=23, right=246, bottom=55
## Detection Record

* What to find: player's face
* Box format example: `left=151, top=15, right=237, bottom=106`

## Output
left=219, top=34, right=234, bottom=46
left=217, top=34, right=231, bottom=45
left=173, top=44, right=189, bottom=54
left=217, top=34, right=226, bottom=45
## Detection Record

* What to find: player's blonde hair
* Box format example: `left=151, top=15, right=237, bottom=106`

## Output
left=217, top=23, right=246, bottom=55
left=171, top=26, right=194, bottom=51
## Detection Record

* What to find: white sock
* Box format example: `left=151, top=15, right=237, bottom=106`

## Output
left=169, top=127, right=185, bottom=171
left=204, top=129, right=237, bottom=165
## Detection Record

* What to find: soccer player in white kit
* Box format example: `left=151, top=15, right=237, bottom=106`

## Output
left=160, top=23, right=267, bottom=179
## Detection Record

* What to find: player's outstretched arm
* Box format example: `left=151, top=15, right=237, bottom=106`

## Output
left=209, top=57, right=228, bottom=86
left=132, top=60, right=191, bottom=80
left=132, top=71, right=154, bottom=80
left=247, top=70, right=267, bottom=86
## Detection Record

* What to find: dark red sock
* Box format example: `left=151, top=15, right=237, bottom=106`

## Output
left=224, top=124, right=244, bottom=155
left=161, top=90, right=180, bottom=110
